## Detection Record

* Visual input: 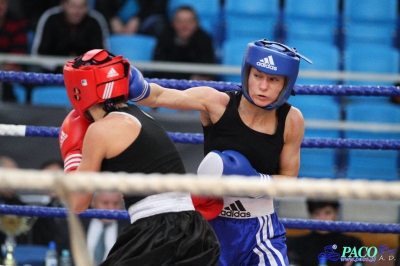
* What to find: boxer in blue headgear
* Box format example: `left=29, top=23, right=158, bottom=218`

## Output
left=241, top=39, right=312, bottom=110
left=125, top=39, right=312, bottom=266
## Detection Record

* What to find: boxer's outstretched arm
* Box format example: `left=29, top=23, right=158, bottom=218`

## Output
left=128, top=64, right=228, bottom=113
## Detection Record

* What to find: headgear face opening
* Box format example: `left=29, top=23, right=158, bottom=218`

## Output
left=63, top=49, right=130, bottom=121
left=241, top=40, right=312, bottom=110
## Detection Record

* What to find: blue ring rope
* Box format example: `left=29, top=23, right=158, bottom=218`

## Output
left=21, top=125, right=400, bottom=149
left=0, top=205, right=399, bottom=234
left=1, top=70, right=400, bottom=96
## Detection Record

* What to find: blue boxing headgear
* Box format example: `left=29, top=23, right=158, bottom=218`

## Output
left=241, top=40, right=312, bottom=110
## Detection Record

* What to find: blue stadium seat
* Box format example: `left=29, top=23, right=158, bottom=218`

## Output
left=87, top=0, right=95, bottom=10
left=12, top=83, right=27, bottom=104
left=283, top=0, right=340, bottom=45
left=342, top=44, right=400, bottom=103
left=344, top=102, right=400, bottom=140
left=344, top=102, right=400, bottom=181
left=286, top=41, right=341, bottom=85
left=118, top=0, right=139, bottom=23
left=167, top=0, right=221, bottom=44
left=344, top=23, right=397, bottom=48
left=109, top=34, right=157, bottom=62
left=343, top=44, right=400, bottom=86
left=27, top=30, right=35, bottom=53
left=342, top=0, right=398, bottom=48
left=289, top=95, right=341, bottom=178
left=220, top=38, right=251, bottom=83
left=224, top=0, right=279, bottom=42
left=343, top=0, right=398, bottom=23
left=88, top=0, right=139, bottom=22
left=31, top=85, right=72, bottom=107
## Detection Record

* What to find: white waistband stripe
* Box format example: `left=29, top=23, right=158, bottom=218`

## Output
left=128, top=192, right=194, bottom=223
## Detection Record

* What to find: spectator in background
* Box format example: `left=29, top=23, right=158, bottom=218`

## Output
left=0, top=155, right=24, bottom=260
left=95, top=0, right=168, bottom=38
left=14, top=160, right=65, bottom=251
left=15, top=0, right=59, bottom=32
left=0, top=156, right=22, bottom=204
left=83, top=191, right=130, bottom=265
left=94, top=0, right=140, bottom=35
left=40, top=159, right=64, bottom=205
left=0, top=0, right=28, bottom=102
left=286, top=199, right=364, bottom=266
left=41, top=159, right=64, bottom=171
left=39, top=159, right=72, bottom=254
left=151, top=5, right=216, bottom=81
left=0, top=155, right=18, bottom=169
left=31, top=0, right=109, bottom=74
left=135, top=0, right=169, bottom=38
left=17, top=159, right=64, bottom=207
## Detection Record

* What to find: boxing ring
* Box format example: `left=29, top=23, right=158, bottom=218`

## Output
left=0, top=70, right=400, bottom=264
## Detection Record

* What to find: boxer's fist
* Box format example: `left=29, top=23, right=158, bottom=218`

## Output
left=198, top=150, right=271, bottom=180
left=59, top=110, right=91, bottom=172
left=192, top=150, right=229, bottom=220
left=128, top=65, right=150, bottom=102
left=197, top=150, right=272, bottom=200
left=191, top=195, right=223, bottom=220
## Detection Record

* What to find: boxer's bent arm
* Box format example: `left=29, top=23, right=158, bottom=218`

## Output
left=71, top=124, right=107, bottom=213
left=279, top=106, right=304, bottom=177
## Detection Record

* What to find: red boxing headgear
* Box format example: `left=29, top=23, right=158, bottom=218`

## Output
left=63, top=49, right=130, bottom=121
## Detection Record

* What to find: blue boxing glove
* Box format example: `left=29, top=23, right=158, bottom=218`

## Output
left=197, top=150, right=272, bottom=181
left=128, top=65, right=150, bottom=102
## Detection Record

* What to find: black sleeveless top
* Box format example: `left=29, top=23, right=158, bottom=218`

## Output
left=203, top=91, right=291, bottom=175
left=101, top=104, right=186, bottom=209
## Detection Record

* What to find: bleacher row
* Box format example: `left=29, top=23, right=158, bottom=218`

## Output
left=13, top=0, right=400, bottom=182
left=109, top=0, right=400, bottom=85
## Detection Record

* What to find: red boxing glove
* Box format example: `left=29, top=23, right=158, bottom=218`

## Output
left=59, top=110, right=91, bottom=172
left=191, top=195, right=223, bottom=220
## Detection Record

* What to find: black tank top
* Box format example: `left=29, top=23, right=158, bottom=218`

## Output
left=101, top=104, right=186, bottom=208
left=203, top=91, right=291, bottom=174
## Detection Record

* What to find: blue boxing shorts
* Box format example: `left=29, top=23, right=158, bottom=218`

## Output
left=209, top=197, right=289, bottom=266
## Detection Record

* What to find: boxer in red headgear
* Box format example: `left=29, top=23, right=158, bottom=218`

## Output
left=59, top=49, right=220, bottom=265
left=60, top=49, right=149, bottom=173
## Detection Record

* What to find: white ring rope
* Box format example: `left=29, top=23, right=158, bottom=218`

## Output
left=1, top=120, right=400, bottom=138
left=0, top=169, right=399, bottom=201
left=0, top=124, right=27, bottom=137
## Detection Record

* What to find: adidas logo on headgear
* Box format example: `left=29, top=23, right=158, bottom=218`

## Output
left=220, top=200, right=251, bottom=218
left=256, top=55, right=277, bottom=71
left=107, top=67, right=119, bottom=78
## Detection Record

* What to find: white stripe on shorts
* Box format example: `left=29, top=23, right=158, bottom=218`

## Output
left=253, top=215, right=287, bottom=266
